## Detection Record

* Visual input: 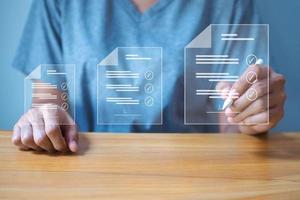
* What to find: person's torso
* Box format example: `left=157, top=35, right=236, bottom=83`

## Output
left=59, top=0, right=251, bottom=132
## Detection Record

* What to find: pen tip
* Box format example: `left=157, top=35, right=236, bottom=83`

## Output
left=256, top=59, right=263, bottom=65
left=222, top=98, right=232, bottom=110
left=222, top=104, right=227, bottom=110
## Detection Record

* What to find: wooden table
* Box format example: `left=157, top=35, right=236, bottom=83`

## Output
left=1, top=131, right=300, bottom=200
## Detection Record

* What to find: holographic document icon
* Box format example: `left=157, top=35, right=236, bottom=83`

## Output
left=97, top=47, right=163, bottom=125
left=185, top=24, right=269, bottom=125
left=24, top=64, right=76, bottom=125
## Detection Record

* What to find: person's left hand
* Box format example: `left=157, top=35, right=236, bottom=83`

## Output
left=217, top=64, right=286, bottom=134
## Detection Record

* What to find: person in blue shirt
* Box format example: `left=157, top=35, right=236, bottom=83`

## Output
left=11, top=0, right=286, bottom=153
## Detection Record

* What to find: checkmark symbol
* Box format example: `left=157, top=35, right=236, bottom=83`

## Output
left=246, top=54, right=257, bottom=65
left=145, top=71, right=154, bottom=80
left=144, top=96, right=154, bottom=106
left=144, top=83, right=154, bottom=93
left=249, top=57, right=255, bottom=64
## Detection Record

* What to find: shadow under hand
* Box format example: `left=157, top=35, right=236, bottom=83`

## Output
left=253, top=133, right=300, bottom=160
left=32, top=133, right=90, bottom=156
left=76, top=133, right=90, bottom=156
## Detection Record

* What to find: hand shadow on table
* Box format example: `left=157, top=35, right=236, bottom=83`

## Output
left=31, top=134, right=90, bottom=157
left=253, top=133, right=300, bottom=160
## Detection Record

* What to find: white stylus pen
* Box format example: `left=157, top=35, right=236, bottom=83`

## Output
left=222, top=58, right=264, bottom=110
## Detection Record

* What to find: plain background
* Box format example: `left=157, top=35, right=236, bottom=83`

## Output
left=0, top=0, right=299, bottom=131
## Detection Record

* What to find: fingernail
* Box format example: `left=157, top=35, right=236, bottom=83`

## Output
left=12, top=135, right=18, bottom=141
left=69, top=141, right=78, bottom=153
left=225, top=108, right=232, bottom=116
left=223, top=87, right=230, bottom=92
left=222, top=87, right=231, bottom=99
left=227, top=117, right=234, bottom=123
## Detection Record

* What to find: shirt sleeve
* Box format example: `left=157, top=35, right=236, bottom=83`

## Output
left=12, top=0, right=62, bottom=75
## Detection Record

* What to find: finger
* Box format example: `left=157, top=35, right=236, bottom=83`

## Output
left=59, top=109, right=78, bottom=152
left=42, top=108, right=67, bottom=152
left=228, top=70, right=285, bottom=117
left=62, top=125, right=78, bottom=153
left=20, top=120, right=41, bottom=151
left=230, top=93, right=279, bottom=123
left=242, top=106, right=283, bottom=125
left=242, top=111, right=268, bottom=125
left=216, top=81, right=232, bottom=91
left=27, top=109, right=55, bottom=152
left=269, top=72, right=286, bottom=93
left=231, top=64, right=269, bottom=97
left=239, top=125, right=269, bottom=135
left=229, top=78, right=268, bottom=115
left=239, top=117, right=278, bottom=134
left=216, top=81, right=232, bottom=99
left=27, top=109, right=53, bottom=151
left=246, top=122, right=278, bottom=134
left=12, top=124, right=29, bottom=150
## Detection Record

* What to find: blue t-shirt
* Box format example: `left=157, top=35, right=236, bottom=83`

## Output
left=13, top=0, right=259, bottom=132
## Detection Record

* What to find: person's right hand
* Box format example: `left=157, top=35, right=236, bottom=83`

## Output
left=12, top=106, right=78, bottom=153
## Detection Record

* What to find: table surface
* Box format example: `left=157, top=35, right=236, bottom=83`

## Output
left=1, top=131, right=300, bottom=200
